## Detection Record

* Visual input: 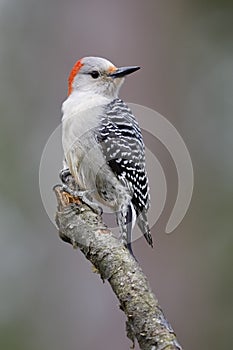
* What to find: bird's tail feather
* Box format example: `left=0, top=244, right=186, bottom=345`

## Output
left=125, top=204, right=137, bottom=259
left=137, top=210, right=153, bottom=248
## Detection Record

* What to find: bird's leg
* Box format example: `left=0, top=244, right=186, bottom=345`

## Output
left=59, top=168, right=103, bottom=216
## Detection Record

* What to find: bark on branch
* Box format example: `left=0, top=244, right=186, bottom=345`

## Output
left=54, top=185, right=182, bottom=350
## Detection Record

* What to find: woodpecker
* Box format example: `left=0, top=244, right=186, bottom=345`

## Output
left=61, top=56, right=153, bottom=256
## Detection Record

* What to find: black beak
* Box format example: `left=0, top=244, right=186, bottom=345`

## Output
left=109, top=66, right=140, bottom=78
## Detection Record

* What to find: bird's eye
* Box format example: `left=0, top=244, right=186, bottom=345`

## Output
left=90, top=70, right=100, bottom=79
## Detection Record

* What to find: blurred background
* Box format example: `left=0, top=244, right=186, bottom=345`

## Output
left=0, top=0, right=233, bottom=349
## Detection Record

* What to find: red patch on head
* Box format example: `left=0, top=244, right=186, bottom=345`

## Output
left=68, top=59, right=84, bottom=95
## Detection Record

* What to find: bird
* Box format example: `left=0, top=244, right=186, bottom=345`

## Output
left=61, top=56, right=153, bottom=257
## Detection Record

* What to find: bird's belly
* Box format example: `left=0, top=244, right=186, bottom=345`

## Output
left=66, top=146, right=130, bottom=210
left=65, top=140, right=105, bottom=190
left=62, top=105, right=131, bottom=210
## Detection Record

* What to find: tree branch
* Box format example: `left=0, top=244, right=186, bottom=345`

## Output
left=54, top=185, right=182, bottom=350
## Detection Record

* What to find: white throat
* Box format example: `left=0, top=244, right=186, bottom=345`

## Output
left=62, top=91, right=113, bottom=120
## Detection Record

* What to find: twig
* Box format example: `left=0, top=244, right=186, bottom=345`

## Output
left=54, top=185, right=182, bottom=350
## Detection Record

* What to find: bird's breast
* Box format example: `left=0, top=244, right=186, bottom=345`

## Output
left=61, top=94, right=110, bottom=189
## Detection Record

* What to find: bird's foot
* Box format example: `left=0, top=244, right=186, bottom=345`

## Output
left=59, top=168, right=73, bottom=184
left=59, top=168, right=102, bottom=215
left=62, top=184, right=103, bottom=216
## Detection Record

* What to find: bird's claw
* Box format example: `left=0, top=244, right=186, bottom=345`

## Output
left=62, top=184, right=103, bottom=216
left=59, top=168, right=72, bottom=184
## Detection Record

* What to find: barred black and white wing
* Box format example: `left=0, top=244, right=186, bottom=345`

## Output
left=97, top=98, right=153, bottom=247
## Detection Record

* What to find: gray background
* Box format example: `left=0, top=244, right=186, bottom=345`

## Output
left=0, top=1, right=232, bottom=349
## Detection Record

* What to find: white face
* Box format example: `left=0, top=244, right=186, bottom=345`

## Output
left=72, top=57, right=124, bottom=98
